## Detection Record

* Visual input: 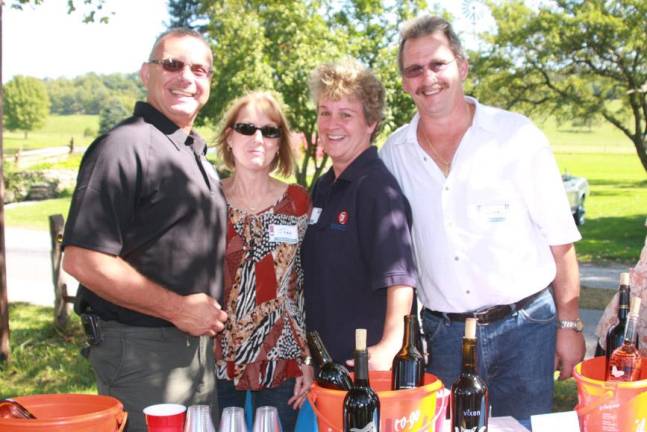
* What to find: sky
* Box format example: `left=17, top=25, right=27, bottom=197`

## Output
left=2, top=0, right=497, bottom=83
left=2, top=0, right=170, bottom=82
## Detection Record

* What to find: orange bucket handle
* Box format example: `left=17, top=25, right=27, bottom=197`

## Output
left=307, top=391, right=339, bottom=431
left=117, top=411, right=128, bottom=432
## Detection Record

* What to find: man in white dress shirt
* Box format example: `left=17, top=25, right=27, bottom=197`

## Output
left=380, top=15, right=585, bottom=420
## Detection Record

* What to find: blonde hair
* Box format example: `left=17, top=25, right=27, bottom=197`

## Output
left=309, top=58, right=385, bottom=143
left=216, top=92, right=294, bottom=177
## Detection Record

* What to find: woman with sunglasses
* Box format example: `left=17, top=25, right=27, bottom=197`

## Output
left=303, top=59, right=417, bottom=370
left=214, top=91, right=313, bottom=430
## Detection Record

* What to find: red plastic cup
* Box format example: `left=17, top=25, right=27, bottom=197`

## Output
left=143, top=403, right=187, bottom=432
left=434, top=387, right=451, bottom=432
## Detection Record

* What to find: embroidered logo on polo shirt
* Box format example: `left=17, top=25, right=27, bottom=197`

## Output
left=337, top=210, right=349, bottom=225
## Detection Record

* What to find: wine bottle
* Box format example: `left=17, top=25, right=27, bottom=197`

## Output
left=391, top=314, right=424, bottom=390
left=307, top=331, right=353, bottom=390
left=604, top=272, right=637, bottom=378
left=451, top=318, right=489, bottom=432
left=0, top=398, right=37, bottom=419
left=608, top=297, right=642, bottom=382
left=344, top=329, right=380, bottom=432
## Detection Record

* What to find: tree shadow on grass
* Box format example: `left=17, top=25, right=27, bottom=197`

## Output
left=578, top=215, right=645, bottom=263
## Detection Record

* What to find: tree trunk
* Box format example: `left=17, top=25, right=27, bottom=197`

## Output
left=634, top=137, right=647, bottom=172
left=0, top=1, right=11, bottom=363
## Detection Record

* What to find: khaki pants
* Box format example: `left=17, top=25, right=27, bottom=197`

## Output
left=87, top=321, right=217, bottom=432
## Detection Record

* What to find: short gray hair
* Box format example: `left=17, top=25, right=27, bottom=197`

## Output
left=148, top=28, right=212, bottom=62
left=398, top=16, right=464, bottom=73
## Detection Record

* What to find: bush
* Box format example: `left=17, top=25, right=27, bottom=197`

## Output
left=2, top=161, right=62, bottom=203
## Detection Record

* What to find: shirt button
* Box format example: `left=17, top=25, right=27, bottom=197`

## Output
left=466, top=290, right=470, bottom=294
left=454, top=256, right=459, bottom=261
left=444, top=186, right=450, bottom=191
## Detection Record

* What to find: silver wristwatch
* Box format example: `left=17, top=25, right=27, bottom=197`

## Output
left=557, top=318, right=584, bottom=332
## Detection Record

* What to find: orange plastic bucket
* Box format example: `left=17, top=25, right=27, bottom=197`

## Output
left=307, top=371, right=444, bottom=432
left=0, top=394, right=127, bottom=432
left=573, top=356, right=647, bottom=432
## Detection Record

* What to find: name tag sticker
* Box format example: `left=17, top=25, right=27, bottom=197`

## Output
left=309, top=207, right=322, bottom=225
left=477, top=203, right=510, bottom=223
left=268, top=224, right=299, bottom=244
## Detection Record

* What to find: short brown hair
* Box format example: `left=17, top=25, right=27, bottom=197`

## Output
left=398, top=16, right=465, bottom=73
left=216, top=92, right=294, bottom=177
left=309, top=58, right=385, bottom=143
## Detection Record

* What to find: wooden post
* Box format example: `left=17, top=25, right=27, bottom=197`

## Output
left=49, top=214, right=73, bottom=329
left=0, top=1, right=10, bottom=363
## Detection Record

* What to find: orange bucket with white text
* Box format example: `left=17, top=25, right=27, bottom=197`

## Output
left=0, top=394, right=127, bottom=432
left=307, top=371, right=444, bottom=432
left=573, top=356, right=647, bottom=432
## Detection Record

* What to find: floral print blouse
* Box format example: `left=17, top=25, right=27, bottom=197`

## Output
left=215, top=184, right=310, bottom=390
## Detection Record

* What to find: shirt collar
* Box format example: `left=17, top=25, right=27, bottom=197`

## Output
left=323, top=146, right=379, bottom=184
left=403, top=96, right=497, bottom=147
left=133, top=101, right=207, bottom=155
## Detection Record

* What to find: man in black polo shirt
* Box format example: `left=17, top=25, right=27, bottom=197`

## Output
left=62, top=28, right=227, bottom=431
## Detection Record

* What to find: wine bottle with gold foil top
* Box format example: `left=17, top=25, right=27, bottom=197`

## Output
left=451, top=318, right=489, bottom=431
left=391, top=314, right=424, bottom=390
left=604, top=272, right=636, bottom=378
left=344, top=329, right=380, bottom=432
left=608, top=297, right=642, bottom=382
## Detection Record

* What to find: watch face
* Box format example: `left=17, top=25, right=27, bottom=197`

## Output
left=575, top=319, right=584, bottom=332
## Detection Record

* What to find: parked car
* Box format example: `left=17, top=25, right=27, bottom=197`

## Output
left=562, top=173, right=589, bottom=226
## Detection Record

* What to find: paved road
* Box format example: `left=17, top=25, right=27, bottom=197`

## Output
left=3, top=227, right=627, bottom=358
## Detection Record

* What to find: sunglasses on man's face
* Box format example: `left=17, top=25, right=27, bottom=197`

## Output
left=148, top=58, right=212, bottom=78
left=233, top=122, right=282, bottom=139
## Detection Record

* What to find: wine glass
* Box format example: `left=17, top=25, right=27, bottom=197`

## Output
left=184, top=405, right=216, bottom=432
left=252, top=406, right=283, bottom=432
left=218, top=406, right=248, bottom=432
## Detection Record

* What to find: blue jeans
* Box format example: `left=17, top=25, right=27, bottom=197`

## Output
left=217, top=378, right=298, bottom=432
left=422, top=289, right=556, bottom=420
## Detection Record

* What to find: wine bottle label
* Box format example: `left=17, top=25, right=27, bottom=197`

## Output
left=610, top=365, right=626, bottom=379
left=454, top=426, right=487, bottom=432
left=350, top=424, right=378, bottom=432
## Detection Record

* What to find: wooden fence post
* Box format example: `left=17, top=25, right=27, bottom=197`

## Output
left=49, top=214, right=74, bottom=328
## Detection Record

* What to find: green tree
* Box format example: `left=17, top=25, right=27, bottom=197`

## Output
left=471, top=0, right=647, bottom=171
left=3, top=76, right=50, bottom=139
left=98, top=97, right=130, bottom=134
left=174, top=0, right=429, bottom=187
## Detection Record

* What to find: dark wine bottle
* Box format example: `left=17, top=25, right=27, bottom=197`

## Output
left=0, top=398, right=37, bottom=419
left=604, top=273, right=638, bottom=378
left=307, top=331, right=353, bottom=390
left=451, top=318, right=488, bottom=432
left=391, top=314, right=424, bottom=390
left=344, top=329, right=380, bottom=432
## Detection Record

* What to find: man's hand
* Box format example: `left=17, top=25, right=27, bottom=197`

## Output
left=170, top=293, right=228, bottom=337
left=554, top=328, right=585, bottom=380
left=345, top=341, right=400, bottom=371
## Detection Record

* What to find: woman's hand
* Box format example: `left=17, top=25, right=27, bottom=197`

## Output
left=288, top=364, right=314, bottom=410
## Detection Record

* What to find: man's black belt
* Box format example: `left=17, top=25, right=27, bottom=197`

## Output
left=425, top=288, right=548, bottom=324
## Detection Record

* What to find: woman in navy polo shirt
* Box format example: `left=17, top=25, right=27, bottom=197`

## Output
left=302, top=59, right=418, bottom=369
left=213, top=92, right=313, bottom=431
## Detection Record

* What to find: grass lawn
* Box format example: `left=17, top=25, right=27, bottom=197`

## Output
left=4, top=198, right=73, bottom=230
left=3, top=115, right=98, bottom=155
left=554, top=153, right=646, bottom=263
left=0, top=303, right=96, bottom=398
